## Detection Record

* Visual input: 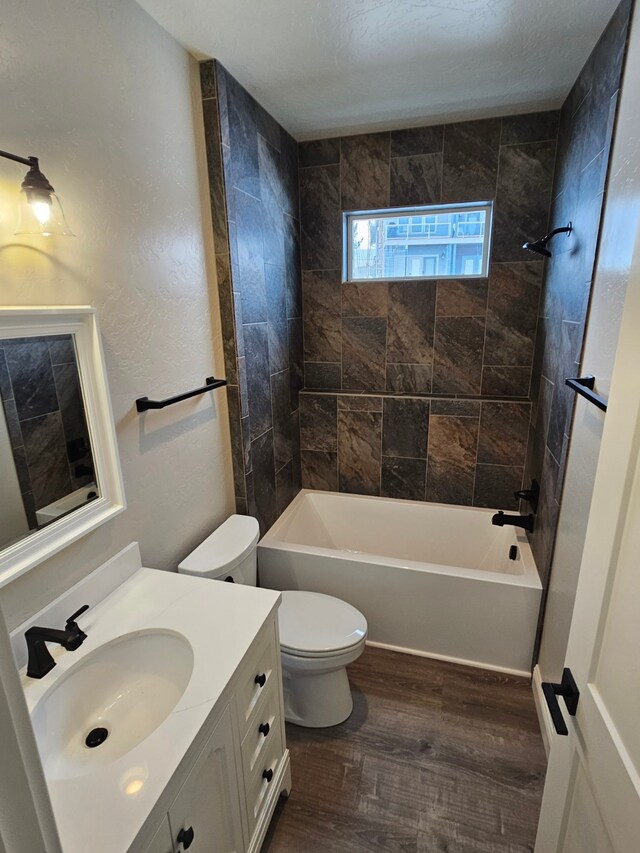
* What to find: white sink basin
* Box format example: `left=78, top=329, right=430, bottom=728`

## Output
left=31, top=630, right=194, bottom=780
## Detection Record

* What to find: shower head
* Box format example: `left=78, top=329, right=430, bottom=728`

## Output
left=522, top=222, right=572, bottom=258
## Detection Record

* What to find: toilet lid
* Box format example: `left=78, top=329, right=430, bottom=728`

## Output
left=278, top=591, right=367, bottom=657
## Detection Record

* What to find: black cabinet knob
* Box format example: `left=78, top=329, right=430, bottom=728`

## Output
left=263, top=768, right=273, bottom=783
left=255, top=672, right=266, bottom=687
left=177, top=826, right=195, bottom=850
left=259, top=722, right=270, bottom=737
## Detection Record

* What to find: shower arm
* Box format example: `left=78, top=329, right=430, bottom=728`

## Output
left=539, top=224, right=572, bottom=243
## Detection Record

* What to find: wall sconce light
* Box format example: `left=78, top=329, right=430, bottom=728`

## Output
left=522, top=222, right=572, bottom=258
left=0, top=148, right=74, bottom=237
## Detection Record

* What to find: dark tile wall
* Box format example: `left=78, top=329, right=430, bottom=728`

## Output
left=200, top=61, right=303, bottom=533
left=299, top=112, right=559, bottom=398
left=300, top=391, right=531, bottom=509
left=525, top=0, right=632, bottom=591
left=0, top=335, right=95, bottom=527
left=295, top=110, right=559, bottom=507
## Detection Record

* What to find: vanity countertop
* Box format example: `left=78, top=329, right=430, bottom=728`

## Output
left=19, top=566, right=281, bottom=853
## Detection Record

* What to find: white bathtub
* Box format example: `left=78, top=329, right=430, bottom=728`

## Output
left=258, top=490, right=542, bottom=676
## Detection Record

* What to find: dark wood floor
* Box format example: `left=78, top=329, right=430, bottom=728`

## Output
left=262, top=647, right=546, bottom=853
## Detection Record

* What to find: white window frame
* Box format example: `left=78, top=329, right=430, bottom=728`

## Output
left=343, top=201, right=494, bottom=283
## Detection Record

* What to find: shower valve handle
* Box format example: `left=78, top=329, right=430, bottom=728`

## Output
left=514, top=479, right=539, bottom=513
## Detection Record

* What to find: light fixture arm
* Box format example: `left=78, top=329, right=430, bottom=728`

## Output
left=0, top=149, right=38, bottom=169
left=0, top=149, right=55, bottom=197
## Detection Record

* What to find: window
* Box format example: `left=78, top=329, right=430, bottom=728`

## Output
left=343, top=201, right=493, bottom=282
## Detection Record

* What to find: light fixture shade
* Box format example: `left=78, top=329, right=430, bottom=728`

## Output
left=14, top=189, right=75, bottom=237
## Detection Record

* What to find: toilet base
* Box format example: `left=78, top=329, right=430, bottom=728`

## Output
left=280, top=641, right=365, bottom=728
left=283, top=664, right=353, bottom=728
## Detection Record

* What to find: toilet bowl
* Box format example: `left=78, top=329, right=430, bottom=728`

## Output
left=178, top=515, right=367, bottom=728
left=278, top=590, right=367, bottom=727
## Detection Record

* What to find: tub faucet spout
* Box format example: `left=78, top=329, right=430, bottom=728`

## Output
left=491, top=511, right=535, bottom=533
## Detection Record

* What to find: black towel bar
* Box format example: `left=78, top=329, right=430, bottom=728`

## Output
left=136, top=376, right=227, bottom=413
left=565, top=375, right=607, bottom=413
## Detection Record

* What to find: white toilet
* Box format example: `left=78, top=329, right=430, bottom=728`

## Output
left=178, top=515, right=367, bottom=728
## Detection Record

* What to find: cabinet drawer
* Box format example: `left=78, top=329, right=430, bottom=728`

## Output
left=240, top=681, right=281, bottom=781
left=235, top=623, right=279, bottom=740
left=244, top=726, right=285, bottom=839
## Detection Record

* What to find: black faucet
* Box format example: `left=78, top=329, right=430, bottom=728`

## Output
left=491, top=511, right=535, bottom=533
left=25, top=605, right=89, bottom=679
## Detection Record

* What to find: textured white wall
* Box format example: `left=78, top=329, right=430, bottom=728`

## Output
left=0, top=0, right=234, bottom=630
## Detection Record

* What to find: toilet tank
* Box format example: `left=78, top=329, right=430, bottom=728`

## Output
left=178, top=515, right=260, bottom=585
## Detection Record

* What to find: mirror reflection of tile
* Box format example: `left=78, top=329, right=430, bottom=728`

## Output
left=0, top=334, right=97, bottom=543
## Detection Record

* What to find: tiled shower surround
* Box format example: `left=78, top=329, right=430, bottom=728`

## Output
left=200, top=1, right=629, bottom=530
left=201, top=71, right=559, bottom=514
left=295, top=112, right=560, bottom=507
left=298, top=113, right=559, bottom=398
left=300, top=392, right=531, bottom=508
left=525, top=0, right=631, bottom=590
left=199, top=61, right=303, bottom=534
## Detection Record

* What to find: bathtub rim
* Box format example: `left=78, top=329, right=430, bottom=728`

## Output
left=259, top=489, right=541, bottom=591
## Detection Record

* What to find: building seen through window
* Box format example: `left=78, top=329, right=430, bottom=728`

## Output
left=344, top=202, right=493, bottom=282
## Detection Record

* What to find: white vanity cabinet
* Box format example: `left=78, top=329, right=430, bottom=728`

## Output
left=15, top=556, right=289, bottom=853
left=140, top=616, right=290, bottom=853
left=142, top=818, right=173, bottom=853
left=167, top=705, right=244, bottom=853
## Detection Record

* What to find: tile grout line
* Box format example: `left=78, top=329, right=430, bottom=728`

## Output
left=423, top=399, right=430, bottom=501
left=478, top=119, right=502, bottom=406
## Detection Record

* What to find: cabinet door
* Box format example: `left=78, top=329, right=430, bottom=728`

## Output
left=168, top=705, right=244, bottom=853
left=142, top=817, right=173, bottom=853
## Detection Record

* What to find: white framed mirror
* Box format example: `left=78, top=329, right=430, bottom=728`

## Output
left=0, top=306, right=125, bottom=587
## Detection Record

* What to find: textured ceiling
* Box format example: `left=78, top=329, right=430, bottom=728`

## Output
left=135, top=0, right=620, bottom=139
